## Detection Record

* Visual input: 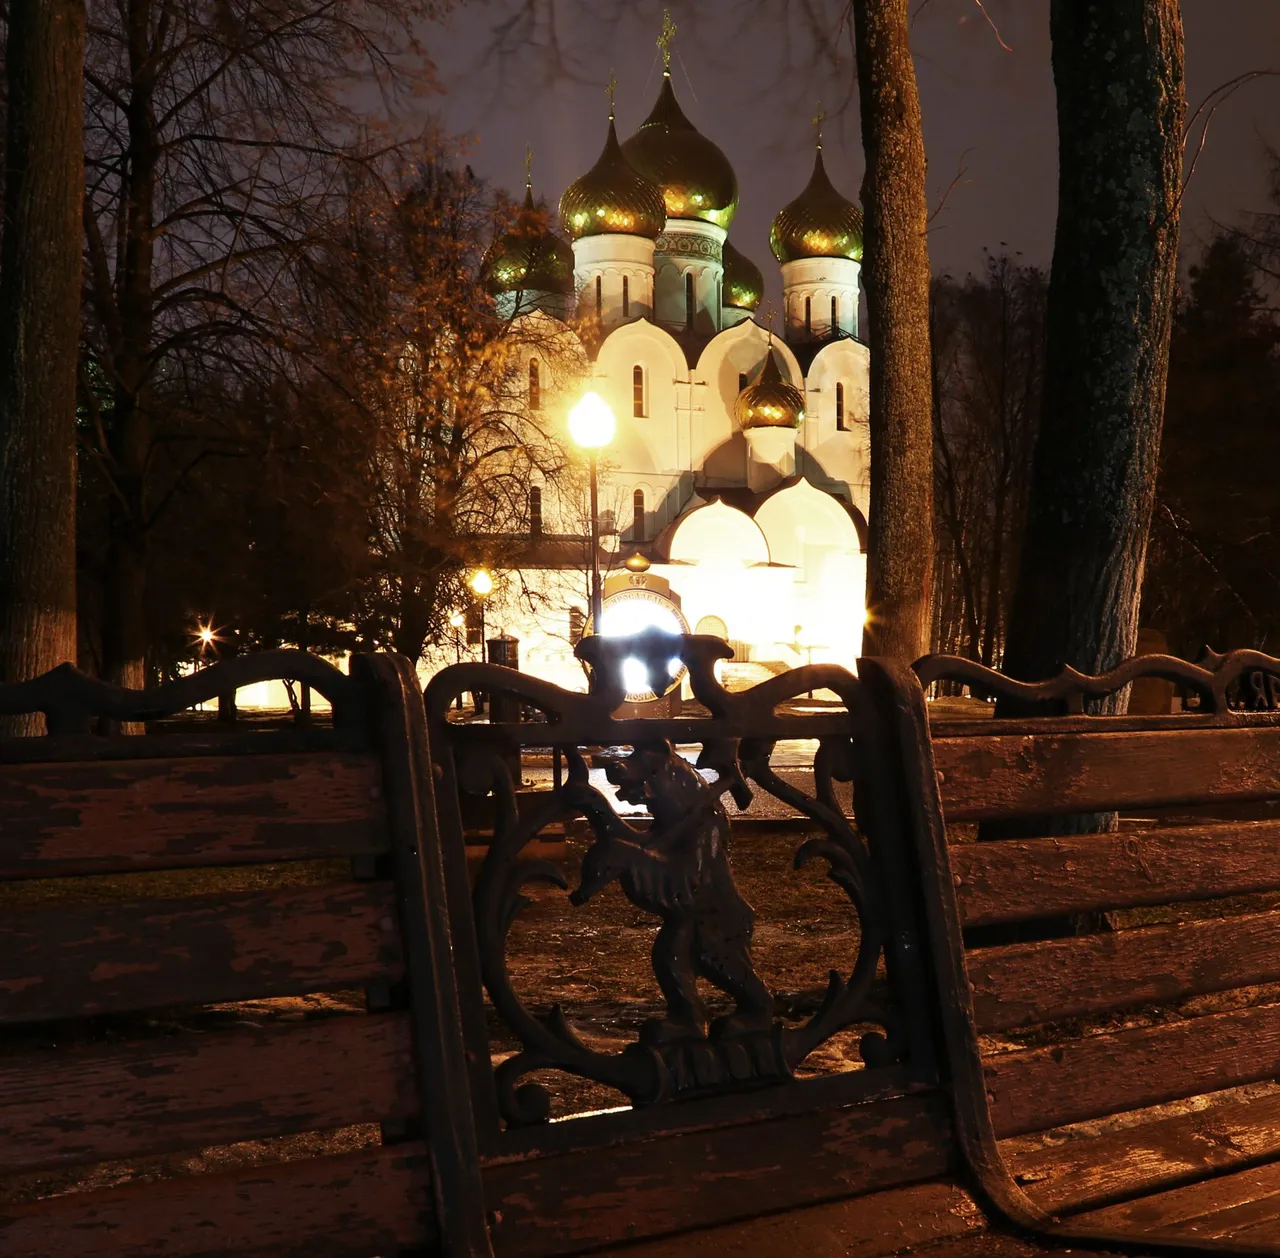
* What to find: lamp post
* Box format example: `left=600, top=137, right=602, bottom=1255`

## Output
left=448, top=611, right=465, bottom=710
left=467, top=568, right=494, bottom=716
left=567, top=390, right=616, bottom=630
left=468, top=568, right=493, bottom=655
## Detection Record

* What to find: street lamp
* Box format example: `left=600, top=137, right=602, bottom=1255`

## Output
left=448, top=611, right=466, bottom=710
left=468, top=568, right=494, bottom=656
left=467, top=568, right=494, bottom=716
left=567, top=390, right=616, bottom=629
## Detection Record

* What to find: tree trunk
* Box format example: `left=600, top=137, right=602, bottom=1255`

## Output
left=1000, top=1, right=1185, bottom=697
left=0, top=0, right=85, bottom=732
left=100, top=0, right=159, bottom=691
left=853, top=0, right=934, bottom=662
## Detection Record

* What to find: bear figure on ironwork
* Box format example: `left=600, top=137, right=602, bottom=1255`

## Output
left=569, top=741, right=774, bottom=1048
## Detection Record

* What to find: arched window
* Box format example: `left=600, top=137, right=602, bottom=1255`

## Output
left=835, top=382, right=846, bottom=431
left=685, top=272, right=695, bottom=328
left=805, top=296, right=812, bottom=337
left=529, top=486, right=543, bottom=536
left=528, top=359, right=540, bottom=411
left=594, top=275, right=603, bottom=315
left=738, top=371, right=748, bottom=393
left=632, top=489, right=646, bottom=542
left=632, top=365, right=645, bottom=417
left=831, top=295, right=839, bottom=335
left=622, top=275, right=630, bottom=318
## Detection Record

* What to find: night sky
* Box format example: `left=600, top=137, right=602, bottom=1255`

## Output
left=423, top=1, right=1280, bottom=304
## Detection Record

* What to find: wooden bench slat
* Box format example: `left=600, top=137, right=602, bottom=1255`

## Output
left=988, top=1000, right=1280, bottom=1138
left=0, top=752, right=385, bottom=877
left=0, top=882, right=403, bottom=1022
left=0, top=1013, right=416, bottom=1173
left=482, top=1093, right=955, bottom=1258
left=591, top=1180, right=988, bottom=1258
left=932, top=726, right=1280, bottom=821
left=968, top=908, right=1280, bottom=1031
left=953, top=821, right=1280, bottom=927
left=0, top=1141, right=432, bottom=1258
left=1007, top=1090, right=1280, bottom=1215
left=1076, top=1158, right=1280, bottom=1239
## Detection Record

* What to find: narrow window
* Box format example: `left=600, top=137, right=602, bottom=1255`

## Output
left=805, top=296, right=812, bottom=337
left=831, top=295, right=839, bottom=335
left=632, top=489, right=646, bottom=542
left=622, top=275, right=630, bottom=318
left=568, top=606, right=585, bottom=645
left=595, top=275, right=603, bottom=315
left=529, top=486, right=543, bottom=536
left=685, top=272, right=695, bottom=328
left=738, top=371, right=748, bottom=393
left=528, top=359, right=540, bottom=411
left=836, top=382, right=846, bottom=431
left=633, top=365, right=645, bottom=418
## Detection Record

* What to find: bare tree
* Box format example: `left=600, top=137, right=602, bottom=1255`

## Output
left=931, top=254, right=1046, bottom=666
left=77, top=0, right=442, bottom=686
left=0, top=0, right=85, bottom=728
left=999, top=1, right=1185, bottom=699
left=293, top=156, right=577, bottom=664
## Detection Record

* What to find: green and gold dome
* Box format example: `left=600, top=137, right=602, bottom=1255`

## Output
left=770, top=147, right=864, bottom=264
left=735, top=348, right=805, bottom=430
left=559, top=118, right=667, bottom=241
left=484, top=183, right=575, bottom=296
left=620, top=74, right=738, bottom=229
left=722, top=239, right=763, bottom=311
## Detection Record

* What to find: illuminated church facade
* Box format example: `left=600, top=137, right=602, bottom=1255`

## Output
left=468, top=49, right=871, bottom=691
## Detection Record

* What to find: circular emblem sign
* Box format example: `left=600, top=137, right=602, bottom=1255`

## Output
left=586, top=587, right=691, bottom=702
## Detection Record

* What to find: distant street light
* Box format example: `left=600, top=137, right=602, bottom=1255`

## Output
left=448, top=610, right=466, bottom=709
left=567, top=390, right=616, bottom=628
left=468, top=568, right=493, bottom=651
left=467, top=568, right=494, bottom=715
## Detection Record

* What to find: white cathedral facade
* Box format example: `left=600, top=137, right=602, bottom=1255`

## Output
left=468, top=62, right=871, bottom=692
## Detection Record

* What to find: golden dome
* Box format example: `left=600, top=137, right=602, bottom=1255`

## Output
left=620, top=75, right=738, bottom=229
left=770, top=147, right=864, bottom=264
left=722, top=239, right=763, bottom=311
left=735, top=348, right=805, bottom=430
left=484, top=184, right=575, bottom=295
left=559, top=118, right=666, bottom=241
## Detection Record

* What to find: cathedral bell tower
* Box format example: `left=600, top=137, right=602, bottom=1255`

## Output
left=559, top=83, right=665, bottom=331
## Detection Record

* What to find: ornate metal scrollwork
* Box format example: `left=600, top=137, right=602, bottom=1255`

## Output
left=914, top=646, right=1280, bottom=717
left=431, top=632, right=905, bottom=1128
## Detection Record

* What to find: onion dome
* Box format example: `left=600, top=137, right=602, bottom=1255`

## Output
left=722, top=239, right=763, bottom=311
left=735, top=348, right=805, bottom=430
left=620, top=75, right=738, bottom=229
left=559, top=118, right=666, bottom=241
left=484, top=183, right=575, bottom=295
left=770, top=146, right=864, bottom=264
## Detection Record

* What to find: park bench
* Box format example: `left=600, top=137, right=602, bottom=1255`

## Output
left=5, top=637, right=1280, bottom=1257
left=0, top=651, right=485, bottom=1257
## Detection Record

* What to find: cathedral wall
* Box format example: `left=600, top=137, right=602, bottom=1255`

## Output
left=571, top=234, right=656, bottom=327
left=653, top=220, right=725, bottom=337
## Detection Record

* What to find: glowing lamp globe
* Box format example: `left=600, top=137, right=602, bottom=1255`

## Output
left=469, top=569, right=494, bottom=598
left=568, top=391, right=616, bottom=450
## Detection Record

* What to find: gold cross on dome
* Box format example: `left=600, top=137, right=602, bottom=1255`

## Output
left=658, top=9, right=676, bottom=71
left=606, top=69, right=618, bottom=120
left=812, top=103, right=826, bottom=150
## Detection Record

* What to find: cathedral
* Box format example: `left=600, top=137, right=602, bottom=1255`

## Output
left=472, top=41, right=870, bottom=692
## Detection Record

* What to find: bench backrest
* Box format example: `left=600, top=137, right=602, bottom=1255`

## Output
left=421, top=634, right=956, bottom=1256
left=902, top=650, right=1280, bottom=1235
left=0, top=652, right=484, bottom=1258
